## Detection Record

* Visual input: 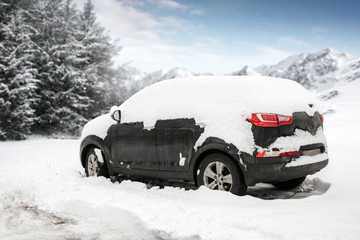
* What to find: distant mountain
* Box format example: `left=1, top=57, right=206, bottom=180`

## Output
left=123, top=67, right=212, bottom=97
left=232, top=66, right=260, bottom=76
left=253, top=48, right=359, bottom=91
left=124, top=67, right=198, bottom=91
left=124, top=48, right=360, bottom=107
left=231, top=48, right=360, bottom=113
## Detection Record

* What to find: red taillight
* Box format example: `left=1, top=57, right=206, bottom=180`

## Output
left=256, top=151, right=267, bottom=157
left=279, top=151, right=300, bottom=156
left=320, top=114, right=324, bottom=123
left=247, top=113, right=293, bottom=127
left=256, top=150, right=299, bottom=158
left=277, top=114, right=293, bottom=126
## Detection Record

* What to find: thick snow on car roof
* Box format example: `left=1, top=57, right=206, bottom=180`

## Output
left=116, top=76, right=321, bottom=153
left=120, top=76, right=319, bottom=125
left=81, top=76, right=323, bottom=153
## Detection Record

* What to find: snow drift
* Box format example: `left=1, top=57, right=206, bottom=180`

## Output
left=1, top=76, right=360, bottom=240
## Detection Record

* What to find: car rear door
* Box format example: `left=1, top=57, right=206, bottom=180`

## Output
left=155, top=118, right=204, bottom=171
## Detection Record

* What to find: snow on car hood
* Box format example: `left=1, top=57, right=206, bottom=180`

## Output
left=81, top=76, right=323, bottom=154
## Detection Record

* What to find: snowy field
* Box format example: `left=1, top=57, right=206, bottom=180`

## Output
left=1, top=81, right=360, bottom=240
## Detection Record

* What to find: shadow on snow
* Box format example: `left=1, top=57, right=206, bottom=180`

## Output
left=85, top=171, right=331, bottom=201
left=247, top=177, right=331, bottom=200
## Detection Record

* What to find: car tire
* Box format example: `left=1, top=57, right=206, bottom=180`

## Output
left=85, top=148, right=109, bottom=178
left=272, top=176, right=306, bottom=190
left=197, top=153, right=247, bottom=196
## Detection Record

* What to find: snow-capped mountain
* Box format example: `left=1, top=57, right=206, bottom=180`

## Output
left=254, top=48, right=359, bottom=91
left=230, top=48, right=360, bottom=113
left=125, top=48, right=360, bottom=107
left=232, top=65, right=260, bottom=76
left=124, top=67, right=199, bottom=92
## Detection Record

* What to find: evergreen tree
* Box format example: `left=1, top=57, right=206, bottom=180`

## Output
left=32, top=0, right=89, bottom=135
left=77, top=0, right=121, bottom=118
left=0, top=0, right=127, bottom=139
left=0, top=0, right=40, bottom=139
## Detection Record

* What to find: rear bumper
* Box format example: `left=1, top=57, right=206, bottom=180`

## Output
left=246, top=156, right=328, bottom=184
left=242, top=143, right=329, bottom=185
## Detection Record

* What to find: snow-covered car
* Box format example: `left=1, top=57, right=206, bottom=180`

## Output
left=80, top=76, right=328, bottom=195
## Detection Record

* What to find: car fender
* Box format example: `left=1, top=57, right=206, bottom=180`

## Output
left=80, top=135, right=114, bottom=176
left=190, top=137, right=249, bottom=184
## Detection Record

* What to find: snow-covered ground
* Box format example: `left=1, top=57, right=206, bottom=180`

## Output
left=1, top=81, right=360, bottom=239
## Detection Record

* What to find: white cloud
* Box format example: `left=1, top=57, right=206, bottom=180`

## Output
left=312, top=26, right=328, bottom=33
left=194, top=37, right=224, bottom=48
left=117, top=0, right=146, bottom=7
left=152, top=0, right=188, bottom=10
left=159, top=16, right=190, bottom=29
left=278, top=36, right=306, bottom=47
left=72, top=0, right=294, bottom=74
left=190, top=8, right=205, bottom=16
left=252, top=45, right=293, bottom=64
left=255, top=45, right=292, bottom=56
left=71, top=0, right=215, bottom=72
left=93, top=0, right=160, bottom=33
left=311, top=26, right=328, bottom=42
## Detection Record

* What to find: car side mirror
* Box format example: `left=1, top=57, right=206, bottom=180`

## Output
left=111, top=110, right=121, bottom=123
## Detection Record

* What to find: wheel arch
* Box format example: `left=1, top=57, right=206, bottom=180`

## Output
left=80, top=135, right=108, bottom=168
left=190, top=138, right=248, bottom=186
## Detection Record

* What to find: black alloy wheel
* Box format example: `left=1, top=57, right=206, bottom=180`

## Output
left=197, top=153, right=247, bottom=196
left=85, top=148, right=109, bottom=177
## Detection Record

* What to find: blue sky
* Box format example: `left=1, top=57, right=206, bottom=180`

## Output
left=74, top=0, right=360, bottom=74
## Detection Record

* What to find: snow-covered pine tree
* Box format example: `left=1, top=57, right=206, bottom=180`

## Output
left=77, top=0, right=122, bottom=118
left=0, top=0, right=127, bottom=139
left=0, top=0, right=40, bottom=140
left=33, top=0, right=123, bottom=135
left=105, top=64, right=129, bottom=107
left=0, top=0, right=15, bottom=139
left=31, top=0, right=90, bottom=135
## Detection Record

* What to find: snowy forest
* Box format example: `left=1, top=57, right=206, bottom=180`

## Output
left=0, top=0, right=126, bottom=140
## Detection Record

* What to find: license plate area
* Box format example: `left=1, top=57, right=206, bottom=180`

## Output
left=302, top=148, right=322, bottom=156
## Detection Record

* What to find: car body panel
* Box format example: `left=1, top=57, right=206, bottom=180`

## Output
left=106, top=122, right=158, bottom=170
left=102, top=118, right=205, bottom=172
left=155, top=118, right=204, bottom=171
